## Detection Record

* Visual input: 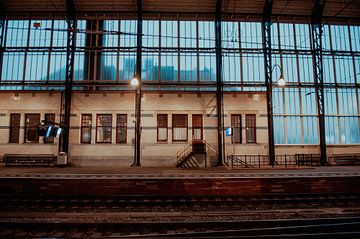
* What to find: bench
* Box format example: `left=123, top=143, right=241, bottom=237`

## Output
left=295, top=154, right=321, bottom=166
left=3, top=154, right=56, bottom=167
left=330, top=154, right=360, bottom=166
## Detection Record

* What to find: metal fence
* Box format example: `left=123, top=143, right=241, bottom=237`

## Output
left=225, top=154, right=322, bottom=168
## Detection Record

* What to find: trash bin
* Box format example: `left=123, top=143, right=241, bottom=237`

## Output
left=57, top=152, right=68, bottom=166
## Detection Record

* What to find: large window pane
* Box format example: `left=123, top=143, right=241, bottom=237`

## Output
left=286, top=116, right=302, bottom=144
left=199, top=54, right=216, bottom=82
left=1, top=53, right=25, bottom=81
left=96, top=114, right=112, bottom=143
left=180, top=53, right=197, bottom=82
left=198, top=21, right=215, bottom=48
left=103, top=20, right=119, bottom=47
left=240, top=22, right=262, bottom=49
left=295, top=24, right=311, bottom=50
left=274, top=116, right=285, bottom=144
left=142, top=53, right=159, bottom=81
left=231, top=114, right=242, bottom=144
left=24, top=114, right=40, bottom=143
left=245, top=114, right=256, bottom=143
left=325, top=116, right=340, bottom=144
left=223, top=54, right=240, bottom=82
left=119, top=53, right=136, bottom=80
left=143, top=20, right=159, bottom=47
left=242, top=54, right=264, bottom=83
left=350, top=26, right=360, bottom=51
left=180, top=21, right=196, bottom=48
left=49, top=53, right=66, bottom=81
left=116, top=114, right=127, bottom=143
left=161, top=21, right=177, bottom=48
left=192, top=114, right=203, bottom=141
left=25, top=53, right=49, bottom=81
left=330, top=25, right=350, bottom=51
left=279, top=23, right=295, bottom=49
left=81, top=114, right=92, bottom=144
left=340, top=117, right=360, bottom=144
left=53, top=20, right=67, bottom=47
left=101, top=53, right=118, bottom=81
left=6, top=20, right=29, bottom=47
left=172, top=114, right=188, bottom=141
left=303, top=116, right=318, bottom=144
left=298, top=55, right=314, bottom=83
left=160, top=54, right=178, bottom=81
left=334, top=57, right=355, bottom=84
left=120, top=20, right=137, bottom=47
left=157, top=114, right=168, bottom=142
left=222, top=21, right=239, bottom=48
left=29, top=20, right=52, bottom=47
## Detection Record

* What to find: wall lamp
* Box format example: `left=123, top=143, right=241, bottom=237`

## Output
left=272, top=64, right=286, bottom=86
left=131, top=75, right=139, bottom=87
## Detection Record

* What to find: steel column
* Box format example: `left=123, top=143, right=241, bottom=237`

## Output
left=311, top=0, right=327, bottom=165
left=0, top=1, right=5, bottom=83
left=262, top=0, right=275, bottom=166
left=132, top=0, right=142, bottom=167
left=215, top=0, right=225, bottom=166
left=59, top=0, right=76, bottom=154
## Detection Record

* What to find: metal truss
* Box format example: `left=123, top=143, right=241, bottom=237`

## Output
left=60, top=0, right=77, bottom=154
left=262, top=0, right=275, bottom=166
left=133, top=0, right=142, bottom=167
left=215, top=0, right=225, bottom=166
left=311, top=0, right=327, bottom=165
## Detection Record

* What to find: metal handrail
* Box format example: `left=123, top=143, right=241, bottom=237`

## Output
left=205, top=142, right=217, bottom=154
left=226, top=154, right=315, bottom=168
left=176, top=143, right=193, bottom=165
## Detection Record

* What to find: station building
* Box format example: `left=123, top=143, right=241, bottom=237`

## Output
left=0, top=0, right=359, bottom=167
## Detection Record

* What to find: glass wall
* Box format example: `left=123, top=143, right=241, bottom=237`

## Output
left=0, top=18, right=359, bottom=145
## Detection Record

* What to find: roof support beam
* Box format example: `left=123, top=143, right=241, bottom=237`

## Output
left=132, top=0, right=143, bottom=167
left=59, top=0, right=76, bottom=154
left=215, top=0, right=225, bottom=166
left=311, top=0, right=327, bottom=165
left=262, top=0, right=275, bottom=166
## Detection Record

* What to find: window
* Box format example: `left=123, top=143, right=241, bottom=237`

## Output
left=9, top=113, right=20, bottom=143
left=81, top=114, right=92, bottom=144
left=231, top=114, right=242, bottom=144
left=24, top=114, right=40, bottom=143
left=96, top=114, right=112, bottom=143
left=116, top=114, right=127, bottom=143
left=246, top=114, right=256, bottom=143
left=44, top=113, right=55, bottom=144
left=172, top=114, right=188, bottom=141
left=157, top=114, right=168, bottom=142
left=192, top=114, right=203, bottom=141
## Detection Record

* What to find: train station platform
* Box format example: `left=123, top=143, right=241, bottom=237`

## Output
left=0, top=165, right=360, bottom=179
left=1, top=166, right=359, bottom=197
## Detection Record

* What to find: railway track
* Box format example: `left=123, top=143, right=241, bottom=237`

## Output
left=1, top=218, right=360, bottom=238
left=1, top=193, right=360, bottom=238
left=1, top=193, right=360, bottom=213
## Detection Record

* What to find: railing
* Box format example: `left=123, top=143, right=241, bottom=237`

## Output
left=205, top=142, right=218, bottom=155
left=294, top=154, right=321, bottom=166
left=225, top=155, right=256, bottom=168
left=225, top=154, right=319, bottom=168
left=176, top=143, right=193, bottom=165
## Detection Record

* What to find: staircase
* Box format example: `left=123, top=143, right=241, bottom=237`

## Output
left=176, top=141, right=207, bottom=168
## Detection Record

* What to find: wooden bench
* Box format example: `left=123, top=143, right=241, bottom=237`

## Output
left=330, top=154, right=360, bottom=166
left=3, top=154, right=56, bottom=167
left=295, top=154, right=321, bottom=166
